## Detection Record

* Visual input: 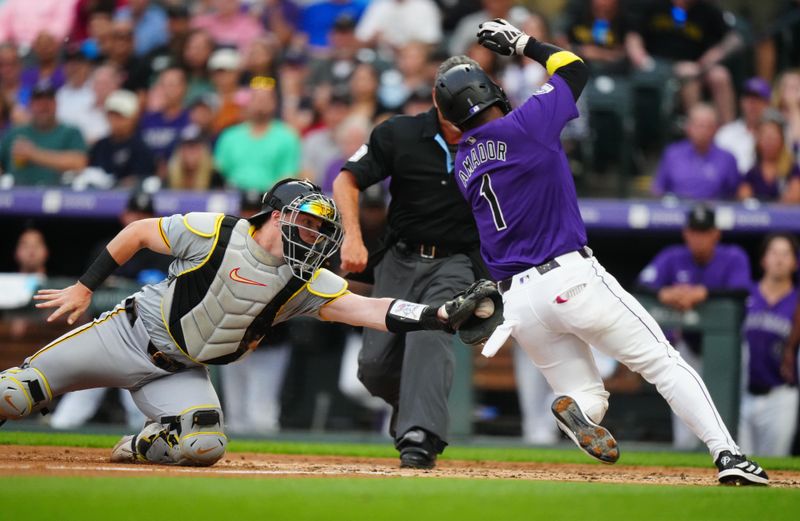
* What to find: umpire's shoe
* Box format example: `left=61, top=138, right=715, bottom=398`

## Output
left=551, top=395, right=620, bottom=464
left=396, top=428, right=440, bottom=469
left=715, top=451, right=769, bottom=486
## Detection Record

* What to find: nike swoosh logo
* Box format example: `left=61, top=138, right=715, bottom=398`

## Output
left=229, top=268, right=267, bottom=287
left=196, top=446, right=217, bottom=455
left=4, top=395, right=21, bottom=413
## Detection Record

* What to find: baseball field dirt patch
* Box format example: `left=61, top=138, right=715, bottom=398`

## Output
left=2, top=445, right=799, bottom=488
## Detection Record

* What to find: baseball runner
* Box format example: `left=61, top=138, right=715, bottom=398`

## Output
left=0, top=179, right=494, bottom=466
left=433, top=18, right=769, bottom=485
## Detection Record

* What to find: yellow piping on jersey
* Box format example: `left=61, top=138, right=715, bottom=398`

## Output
left=157, top=217, right=171, bottom=249
left=179, top=404, right=221, bottom=417
left=180, top=431, right=228, bottom=442
left=306, top=269, right=349, bottom=299
left=545, top=51, right=583, bottom=76
left=160, top=213, right=225, bottom=365
left=29, top=307, right=125, bottom=362
left=182, top=214, right=219, bottom=238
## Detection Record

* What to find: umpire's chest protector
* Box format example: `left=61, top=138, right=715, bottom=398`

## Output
left=160, top=216, right=303, bottom=364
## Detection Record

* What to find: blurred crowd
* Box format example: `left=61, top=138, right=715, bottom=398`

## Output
left=2, top=0, right=800, bottom=453
left=0, top=0, right=796, bottom=202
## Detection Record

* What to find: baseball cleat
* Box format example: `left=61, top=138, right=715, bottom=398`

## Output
left=110, top=435, right=136, bottom=463
left=551, top=395, right=619, bottom=464
left=715, top=451, right=769, bottom=486
left=396, top=428, right=437, bottom=469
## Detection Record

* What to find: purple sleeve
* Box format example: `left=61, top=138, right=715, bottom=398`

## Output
left=723, top=152, right=741, bottom=199
left=510, top=75, right=579, bottom=146
left=652, top=149, right=671, bottom=196
left=637, top=250, right=673, bottom=290
left=723, top=247, right=752, bottom=290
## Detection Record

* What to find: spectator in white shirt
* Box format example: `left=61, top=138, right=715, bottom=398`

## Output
left=355, top=0, right=442, bottom=49
left=56, top=48, right=95, bottom=128
left=715, top=77, right=772, bottom=174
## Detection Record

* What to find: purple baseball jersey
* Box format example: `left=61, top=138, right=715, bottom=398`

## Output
left=637, top=244, right=752, bottom=291
left=743, top=285, right=799, bottom=388
left=454, top=75, right=586, bottom=280
left=652, top=140, right=740, bottom=200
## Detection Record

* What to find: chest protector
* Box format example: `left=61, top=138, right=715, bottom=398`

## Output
left=161, top=216, right=304, bottom=364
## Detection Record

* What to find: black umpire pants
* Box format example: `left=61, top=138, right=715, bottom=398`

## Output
left=357, top=245, right=474, bottom=452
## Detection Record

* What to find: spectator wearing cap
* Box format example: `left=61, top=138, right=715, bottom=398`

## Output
left=188, top=94, right=220, bottom=142
left=716, top=78, right=773, bottom=174
left=652, top=103, right=740, bottom=200
left=637, top=203, right=751, bottom=449
left=181, top=30, right=216, bottom=104
left=450, top=0, right=530, bottom=56
left=0, top=82, right=87, bottom=185
left=738, top=110, right=800, bottom=203
left=0, top=0, right=78, bottom=47
left=167, top=124, right=221, bottom=191
left=208, top=48, right=244, bottom=135
left=114, top=0, right=168, bottom=57
left=139, top=66, right=190, bottom=171
left=20, top=32, right=67, bottom=96
left=300, top=0, right=368, bottom=50
left=60, top=65, right=123, bottom=145
left=106, top=19, right=149, bottom=93
left=307, top=14, right=361, bottom=92
left=140, top=5, right=193, bottom=86
left=56, top=47, right=95, bottom=127
left=191, top=0, right=265, bottom=54
left=88, top=89, right=155, bottom=187
left=214, top=80, right=301, bottom=191
left=625, top=0, right=738, bottom=124
left=301, top=91, right=351, bottom=184
left=356, top=0, right=443, bottom=49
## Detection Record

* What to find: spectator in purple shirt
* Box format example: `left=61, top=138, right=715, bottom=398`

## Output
left=638, top=203, right=751, bottom=448
left=739, top=233, right=799, bottom=456
left=19, top=33, right=66, bottom=100
left=738, top=110, right=800, bottom=203
left=139, top=66, right=190, bottom=174
left=652, top=103, right=741, bottom=200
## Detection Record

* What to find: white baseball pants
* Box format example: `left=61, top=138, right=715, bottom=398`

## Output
left=500, top=250, right=740, bottom=460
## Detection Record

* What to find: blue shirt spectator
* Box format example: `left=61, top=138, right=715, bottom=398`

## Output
left=115, top=0, right=169, bottom=56
left=301, top=0, right=367, bottom=49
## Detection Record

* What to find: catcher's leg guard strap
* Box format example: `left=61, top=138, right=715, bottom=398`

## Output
left=0, top=367, right=53, bottom=419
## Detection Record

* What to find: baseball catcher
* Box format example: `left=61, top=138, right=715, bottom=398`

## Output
left=0, top=179, right=487, bottom=466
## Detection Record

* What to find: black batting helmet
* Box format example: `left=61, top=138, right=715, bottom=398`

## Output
left=434, top=63, right=511, bottom=128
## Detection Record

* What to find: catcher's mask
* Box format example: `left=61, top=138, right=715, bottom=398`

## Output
left=248, top=179, right=343, bottom=280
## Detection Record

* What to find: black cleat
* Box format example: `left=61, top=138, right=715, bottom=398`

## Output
left=396, top=428, right=438, bottom=469
left=715, top=451, right=769, bottom=486
left=551, top=395, right=620, bottom=464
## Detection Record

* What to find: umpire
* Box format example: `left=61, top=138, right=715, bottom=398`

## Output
left=333, top=56, right=483, bottom=469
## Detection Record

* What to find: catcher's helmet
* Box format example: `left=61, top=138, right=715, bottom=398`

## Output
left=248, top=178, right=343, bottom=280
left=434, top=63, right=511, bottom=128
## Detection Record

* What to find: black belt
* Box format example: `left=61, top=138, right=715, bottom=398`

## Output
left=396, top=240, right=461, bottom=259
left=747, top=383, right=776, bottom=396
left=498, top=247, right=592, bottom=293
left=124, top=297, right=186, bottom=373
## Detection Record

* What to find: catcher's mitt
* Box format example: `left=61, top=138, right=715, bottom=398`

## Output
left=443, top=280, right=504, bottom=345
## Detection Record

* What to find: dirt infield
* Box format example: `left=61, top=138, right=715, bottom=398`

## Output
left=1, top=445, right=799, bottom=487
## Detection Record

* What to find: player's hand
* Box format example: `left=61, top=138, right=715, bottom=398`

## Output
left=11, top=138, right=36, bottom=162
left=340, top=234, right=368, bottom=273
left=33, top=282, right=93, bottom=325
left=477, top=18, right=529, bottom=56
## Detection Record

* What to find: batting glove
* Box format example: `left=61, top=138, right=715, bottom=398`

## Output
left=477, top=18, right=530, bottom=56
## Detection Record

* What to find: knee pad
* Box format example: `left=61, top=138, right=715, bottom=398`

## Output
left=133, top=408, right=227, bottom=466
left=177, top=407, right=227, bottom=466
left=0, top=366, right=53, bottom=420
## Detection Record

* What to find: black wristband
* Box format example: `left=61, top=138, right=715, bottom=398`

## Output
left=78, top=248, right=120, bottom=291
left=385, top=299, right=452, bottom=334
left=522, top=39, right=562, bottom=66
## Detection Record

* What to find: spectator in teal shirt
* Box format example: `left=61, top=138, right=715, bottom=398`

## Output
left=214, top=78, right=301, bottom=191
left=0, top=81, right=87, bottom=186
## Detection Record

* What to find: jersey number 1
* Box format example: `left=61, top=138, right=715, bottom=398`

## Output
left=480, top=174, right=507, bottom=231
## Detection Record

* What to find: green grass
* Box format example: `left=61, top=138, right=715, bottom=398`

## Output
left=2, top=430, right=800, bottom=470
left=1, top=476, right=797, bottom=521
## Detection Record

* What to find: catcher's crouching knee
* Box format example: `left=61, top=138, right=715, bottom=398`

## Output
left=177, top=408, right=227, bottom=466
left=0, top=366, right=53, bottom=420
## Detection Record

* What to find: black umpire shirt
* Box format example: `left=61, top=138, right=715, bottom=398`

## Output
left=342, top=108, right=480, bottom=251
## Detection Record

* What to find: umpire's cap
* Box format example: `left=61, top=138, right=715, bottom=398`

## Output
left=434, top=63, right=511, bottom=128
left=247, top=178, right=323, bottom=226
